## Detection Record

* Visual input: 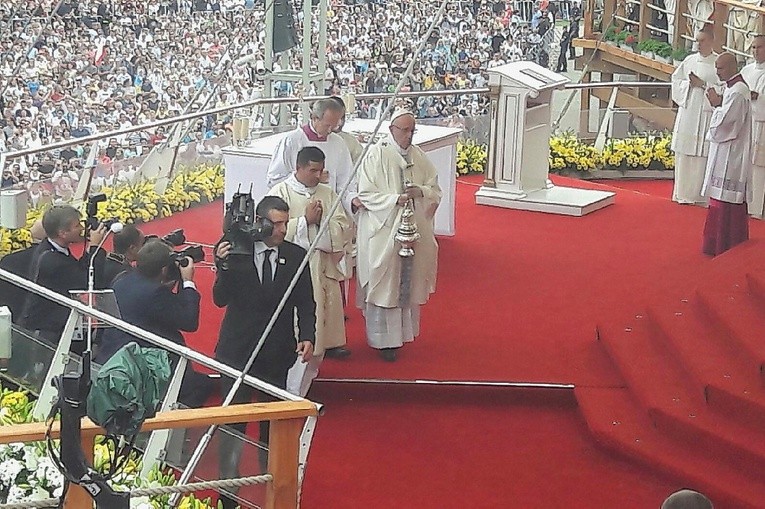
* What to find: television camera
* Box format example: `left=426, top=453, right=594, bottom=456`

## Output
left=221, top=186, right=273, bottom=259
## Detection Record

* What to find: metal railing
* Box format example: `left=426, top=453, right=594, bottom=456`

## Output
left=1, top=83, right=678, bottom=164
left=0, top=265, right=311, bottom=404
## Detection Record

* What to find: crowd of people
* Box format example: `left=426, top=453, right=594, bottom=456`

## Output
left=0, top=0, right=580, bottom=200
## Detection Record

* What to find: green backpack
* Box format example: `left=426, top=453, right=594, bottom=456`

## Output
left=87, top=342, right=172, bottom=437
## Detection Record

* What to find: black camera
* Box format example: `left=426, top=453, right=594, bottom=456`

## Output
left=171, top=245, right=205, bottom=267
left=222, top=189, right=273, bottom=257
left=145, top=229, right=186, bottom=247
left=86, top=194, right=119, bottom=230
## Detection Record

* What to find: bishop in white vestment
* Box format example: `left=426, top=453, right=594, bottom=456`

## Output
left=356, top=110, right=441, bottom=362
left=742, top=35, right=765, bottom=218
left=269, top=147, right=351, bottom=396
left=701, top=53, right=752, bottom=256
left=671, top=29, right=720, bottom=205
left=266, top=98, right=360, bottom=215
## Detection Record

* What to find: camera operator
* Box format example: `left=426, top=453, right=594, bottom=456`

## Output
left=21, top=205, right=108, bottom=349
left=213, top=196, right=316, bottom=507
left=95, top=240, right=210, bottom=406
left=103, top=225, right=145, bottom=286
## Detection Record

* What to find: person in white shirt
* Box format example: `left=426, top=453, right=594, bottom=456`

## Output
left=742, top=35, right=765, bottom=218
left=670, top=28, right=720, bottom=205
left=701, top=52, right=752, bottom=256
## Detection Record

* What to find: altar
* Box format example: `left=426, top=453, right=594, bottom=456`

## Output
left=222, top=119, right=462, bottom=236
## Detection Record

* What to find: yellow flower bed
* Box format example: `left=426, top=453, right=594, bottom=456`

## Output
left=550, top=132, right=675, bottom=174
left=456, top=139, right=488, bottom=175
left=0, top=163, right=224, bottom=258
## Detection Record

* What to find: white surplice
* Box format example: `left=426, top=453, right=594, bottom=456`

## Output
left=269, top=175, right=350, bottom=397
left=671, top=52, right=720, bottom=204
left=266, top=124, right=357, bottom=214
left=356, top=134, right=441, bottom=349
left=702, top=78, right=753, bottom=205
left=742, top=62, right=765, bottom=216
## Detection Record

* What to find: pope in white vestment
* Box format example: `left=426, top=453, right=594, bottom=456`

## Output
left=266, top=98, right=359, bottom=214
left=671, top=30, right=720, bottom=205
left=742, top=36, right=765, bottom=218
left=269, top=147, right=351, bottom=396
left=701, top=53, right=752, bottom=256
left=356, top=110, right=441, bottom=361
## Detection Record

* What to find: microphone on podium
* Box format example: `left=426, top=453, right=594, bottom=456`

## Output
left=84, top=221, right=123, bottom=350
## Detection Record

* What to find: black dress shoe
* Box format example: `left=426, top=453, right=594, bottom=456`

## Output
left=379, top=348, right=397, bottom=362
left=325, top=346, right=351, bottom=359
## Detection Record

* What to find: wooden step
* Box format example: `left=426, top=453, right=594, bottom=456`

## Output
left=646, top=297, right=765, bottom=430
left=576, top=386, right=765, bottom=509
left=597, top=316, right=765, bottom=475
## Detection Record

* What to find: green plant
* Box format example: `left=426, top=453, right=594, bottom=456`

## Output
left=655, top=42, right=673, bottom=58
left=637, top=39, right=659, bottom=53
left=672, top=46, right=690, bottom=62
left=604, top=26, right=619, bottom=42
left=615, top=29, right=629, bottom=45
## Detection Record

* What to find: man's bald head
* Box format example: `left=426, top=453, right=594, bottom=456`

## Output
left=715, top=52, right=738, bottom=82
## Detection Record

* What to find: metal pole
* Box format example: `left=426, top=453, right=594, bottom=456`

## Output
left=0, top=266, right=308, bottom=403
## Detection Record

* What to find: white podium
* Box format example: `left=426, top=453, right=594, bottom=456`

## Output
left=475, top=62, right=615, bottom=216
left=222, top=119, right=462, bottom=236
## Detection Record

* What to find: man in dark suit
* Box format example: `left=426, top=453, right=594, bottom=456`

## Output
left=213, top=195, right=315, bottom=508
left=103, top=224, right=145, bottom=286
left=21, top=205, right=107, bottom=346
left=0, top=220, right=46, bottom=320
left=96, top=240, right=210, bottom=407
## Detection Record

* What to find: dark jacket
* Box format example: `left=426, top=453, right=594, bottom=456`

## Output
left=21, top=239, right=105, bottom=337
left=96, top=270, right=200, bottom=363
left=103, top=252, right=133, bottom=286
left=213, top=241, right=315, bottom=378
left=0, top=244, right=38, bottom=320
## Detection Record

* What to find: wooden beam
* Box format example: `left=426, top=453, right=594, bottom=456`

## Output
left=591, top=88, right=677, bottom=129
left=0, top=401, right=319, bottom=444
left=573, top=39, right=676, bottom=76
left=675, top=0, right=689, bottom=48
left=265, top=419, right=303, bottom=509
left=583, top=0, right=595, bottom=39
left=712, top=3, right=729, bottom=54
left=715, top=0, right=765, bottom=16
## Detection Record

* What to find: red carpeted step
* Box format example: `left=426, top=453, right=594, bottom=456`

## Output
left=598, top=315, right=765, bottom=475
left=745, top=270, right=765, bottom=301
left=645, top=297, right=765, bottom=430
left=575, top=386, right=765, bottom=509
left=696, top=285, right=765, bottom=377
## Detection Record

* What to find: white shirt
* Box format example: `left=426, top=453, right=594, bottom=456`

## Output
left=253, top=241, right=278, bottom=283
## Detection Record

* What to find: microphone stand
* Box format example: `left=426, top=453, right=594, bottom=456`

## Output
left=56, top=223, right=129, bottom=509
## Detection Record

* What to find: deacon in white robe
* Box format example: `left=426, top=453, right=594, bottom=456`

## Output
left=266, top=98, right=362, bottom=215
left=742, top=35, right=765, bottom=218
left=701, top=53, right=752, bottom=256
left=269, top=147, right=351, bottom=396
left=671, top=29, right=720, bottom=205
left=356, top=110, right=441, bottom=362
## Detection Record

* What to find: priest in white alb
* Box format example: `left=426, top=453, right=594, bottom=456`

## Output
left=701, top=52, right=752, bottom=256
left=742, top=35, right=765, bottom=218
left=329, top=96, right=365, bottom=164
left=671, top=28, right=720, bottom=205
left=268, top=146, right=351, bottom=396
left=267, top=98, right=362, bottom=215
left=356, top=110, right=441, bottom=362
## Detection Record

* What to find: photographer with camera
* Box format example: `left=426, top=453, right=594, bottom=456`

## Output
left=103, top=224, right=146, bottom=286
left=213, top=195, right=316, bottom=507
left=21, top=205, right=108, bottom=348
left=96, top=239, right=199, bottom=361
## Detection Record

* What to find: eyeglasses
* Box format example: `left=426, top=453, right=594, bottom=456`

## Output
left=391, top=125, right=417, bottom=134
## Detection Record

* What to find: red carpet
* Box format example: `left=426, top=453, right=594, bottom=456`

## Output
left=590, top=178, right=673, bottom=199
left=140, top=177, right=765, bottom=508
